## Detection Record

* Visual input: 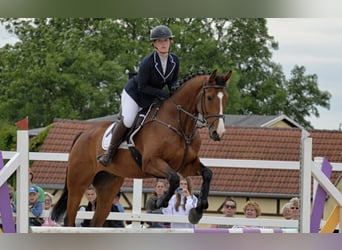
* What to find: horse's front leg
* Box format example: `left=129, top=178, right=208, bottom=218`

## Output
left=188, top=162, right=212, bottom=224
left=156, top=170, right=180, bottom=208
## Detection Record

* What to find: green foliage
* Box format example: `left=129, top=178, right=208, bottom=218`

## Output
left=29, top=124, right=52, bottom=152
left=0, top=122, right=17, bottom=151
left=0, top=18, right=331, bottom=129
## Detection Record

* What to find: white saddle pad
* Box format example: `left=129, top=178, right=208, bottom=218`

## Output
left=101, top=123, right=129, bottom=150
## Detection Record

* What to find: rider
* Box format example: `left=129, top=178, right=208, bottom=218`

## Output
left=97, top=24, right=180, bottom=167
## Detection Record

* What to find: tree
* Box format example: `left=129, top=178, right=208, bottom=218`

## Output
left=283, top=65, right=331, bottom=128
left=0, top=18, right=331, bottom=129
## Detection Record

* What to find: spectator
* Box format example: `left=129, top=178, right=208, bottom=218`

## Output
left=81, top=185, right=124, bottom=227
left=243, top=200, right=261, bottom=219
left=289, top=197, right=300, bottom=220
left=111, top=192, right=125, bottom=226
left=280, top=202, right=293, bottom=220
left=13, top=168, right=45, bottom=208
left=14, top=186, right=43, bottom=226
left=162, top=176, right=197, bottom=228
left=211, top=197, right=237, bottom=228
left=43, top=192, right=54, bottom=212
left=42, top=192, right=57, bottom=226
left=145, top=179, right=169, bottom=228
left=7, top=184, right=15, bottom=209
left=232, top=200, right=262, bottom=229
left=112, top=192, right=125, bottom=213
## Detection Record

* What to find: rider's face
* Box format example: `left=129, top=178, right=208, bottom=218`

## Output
left=153, top=38, right=171, bottom=54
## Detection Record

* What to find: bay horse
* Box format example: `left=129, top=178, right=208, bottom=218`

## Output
left=52, top=69, right=232, bottom=227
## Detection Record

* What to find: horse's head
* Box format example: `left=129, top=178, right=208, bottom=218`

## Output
left=198, top=69, right=232, bottom=141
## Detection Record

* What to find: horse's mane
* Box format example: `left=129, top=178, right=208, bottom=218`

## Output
left=177, top=71, right=210, bottom=86
left=175, top=70, right=226, bottom=92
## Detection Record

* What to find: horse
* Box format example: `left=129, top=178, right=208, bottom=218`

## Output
left=51, top=69, right=232, bottom=227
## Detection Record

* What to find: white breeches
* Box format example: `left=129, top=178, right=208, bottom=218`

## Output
left=121, top=89, right=141, bottom=128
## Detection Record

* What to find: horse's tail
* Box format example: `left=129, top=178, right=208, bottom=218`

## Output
left=51, top=181, right=68, bottom=223
left=51, top=131, right=83, bottom=223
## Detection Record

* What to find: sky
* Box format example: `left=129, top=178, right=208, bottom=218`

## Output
left=267, top=18, right=342, bottom=131
left=1, top=19, right=342, bottom=130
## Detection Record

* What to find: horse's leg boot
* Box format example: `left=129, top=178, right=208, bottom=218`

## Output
left=97, top=120, right=128, bottom=167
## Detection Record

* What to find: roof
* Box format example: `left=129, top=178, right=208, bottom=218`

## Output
left=28, top=114, right=301, bottom=136
left=224, top=114, right=303, bottom=129
left=31, top=119, right=342, bottom=197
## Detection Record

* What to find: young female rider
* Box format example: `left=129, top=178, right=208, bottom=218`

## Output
left=97, top=25, right=180, bottom=167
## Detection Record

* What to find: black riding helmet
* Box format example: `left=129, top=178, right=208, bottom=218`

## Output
left=150, top=25, right=174, bottom=41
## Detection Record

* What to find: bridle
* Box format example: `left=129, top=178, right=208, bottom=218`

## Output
left=150, top=77, right=226, bottom=143
left=147, top=76, right=226, bottom=171
left=200, top=80, right=226, bottom=129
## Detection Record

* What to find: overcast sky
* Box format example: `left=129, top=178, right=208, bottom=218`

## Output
left=267, top=18, right=342, bottom=130
left=1, top=19, right=342, bottom=130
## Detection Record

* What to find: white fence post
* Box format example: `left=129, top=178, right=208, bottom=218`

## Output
left=299, top=136, right=312, bottom=233
left=131, top=179, right=143, bottom=228
left=16, top=130, right=29, bottom=233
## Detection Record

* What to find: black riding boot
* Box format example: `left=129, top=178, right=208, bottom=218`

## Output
left=97, top=120, right=129, bottom=167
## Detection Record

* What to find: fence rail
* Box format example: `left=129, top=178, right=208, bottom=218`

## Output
left=1, top=130, right=342, bottom=233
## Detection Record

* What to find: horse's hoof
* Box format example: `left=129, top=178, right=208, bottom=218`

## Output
left=188, top=208, right=203, bottom=224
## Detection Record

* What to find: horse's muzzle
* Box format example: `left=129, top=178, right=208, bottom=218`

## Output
left=209, top=130, right=222, bottom=141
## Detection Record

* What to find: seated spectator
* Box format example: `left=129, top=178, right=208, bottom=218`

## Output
left=146, top=179, right=169, bottom=228
left=111, top=192, right=125, bottom=226
left=13, top=168, right=45, bottom=208
left=211, top=197, right=237, bottom=228
left=232, top=200, right=262, bottom=229
left=43, top=192, right=53, bottom=211
left=18, top=186, right=43, bottom=226
left=8, top=184, right=15, bottom=209
left=162, top=176, right=197, bottom=229
left=13, top=186, right=44, bottom=226
left=81, top=185, right=125, bottom=227
left=42, top=192, right=57, bottom=226
left=289, top=197, right=300, bottom=220
left=112, top=192, right=125, bottom=213
left=280, top=202, right=293, bottom=220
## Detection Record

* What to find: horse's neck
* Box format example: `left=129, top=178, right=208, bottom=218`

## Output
left=170, top=78, right=202, bottom=132
left=173, top=78, right=202, bottom=112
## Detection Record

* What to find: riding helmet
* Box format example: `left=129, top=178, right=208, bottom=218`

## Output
left=150, top=25, right=174, bottom=41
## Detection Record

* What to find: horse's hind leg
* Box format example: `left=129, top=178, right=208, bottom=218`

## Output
left=65, top=179, right=91, bottom=226
left=188, top=163, right=212, bottom=224
left=64, top=158, right=94, bottom=226
left=92, top=172, right=124, bottom=227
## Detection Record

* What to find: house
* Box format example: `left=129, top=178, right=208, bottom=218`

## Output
left=30, top=116, right=342, bottom=221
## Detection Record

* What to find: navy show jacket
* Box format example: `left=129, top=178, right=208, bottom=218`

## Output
left=124, top=51, right=179, bottom=108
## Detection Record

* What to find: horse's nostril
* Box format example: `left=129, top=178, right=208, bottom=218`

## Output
left=210, top=130, right=220, bottom=141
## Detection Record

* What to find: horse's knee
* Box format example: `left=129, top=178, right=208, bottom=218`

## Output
left=201, top=165, right=212, bottom=180
left=168, top=171, right=180, bottom=189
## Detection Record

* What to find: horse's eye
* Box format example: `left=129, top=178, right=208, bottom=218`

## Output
left=207, top=95, right=213, bottom=101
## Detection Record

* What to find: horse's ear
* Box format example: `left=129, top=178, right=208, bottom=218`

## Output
left=223, top=70, right=233, bottom=84
left=208, top=69, right=217, bottom=83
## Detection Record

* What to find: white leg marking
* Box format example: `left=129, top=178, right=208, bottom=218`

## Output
left=216, top=92, right=225, bottom=137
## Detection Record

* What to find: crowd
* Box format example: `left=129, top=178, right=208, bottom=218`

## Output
left=3, top=166, right=301, bottom=231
